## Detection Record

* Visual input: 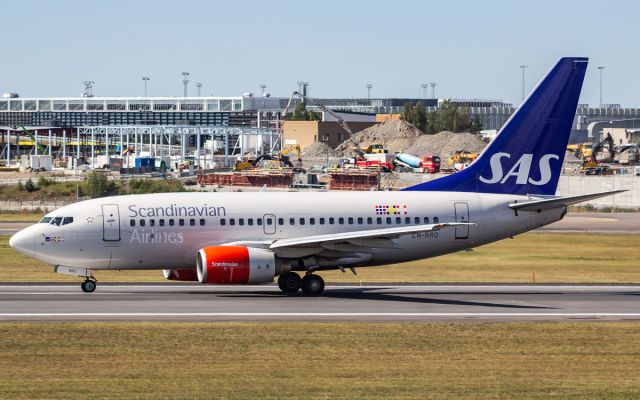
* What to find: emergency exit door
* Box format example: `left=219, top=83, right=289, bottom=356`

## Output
left=454, top=202, right=469, bottom=239
left=102, top=204, right=121, bottom=241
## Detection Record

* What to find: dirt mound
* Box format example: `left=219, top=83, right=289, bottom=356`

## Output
left=335, top=118, right=487, bottom=161
left=302, top=142, right=338, bottom=158
left=406, top=131, right=487, bottom=162
left=335, top=119, right=422, bottom=156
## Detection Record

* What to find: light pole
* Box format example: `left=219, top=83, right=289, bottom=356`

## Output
left=520, top=65, right=527, bottom=101
left=196, top=82, right=203, bottom=97
left=142, top=77, right=150, bottom=97
left=430, top=82, right=437, bottom=98
left=182, top=72, right=190, bottom=97
left=598, top=66, right=605, bottom=107
left=366, top=84, right=372, bottom=100
left=421, top=83, right=428, bottom=99
left=259, top=84, right=267, bottom=97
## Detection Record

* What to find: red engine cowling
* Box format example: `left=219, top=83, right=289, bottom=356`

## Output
left=163, top=268, right=199, bottom=282
left=196, top=246, right=276, bottom=284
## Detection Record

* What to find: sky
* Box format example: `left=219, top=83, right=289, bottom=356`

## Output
left=1, top=0, right=638, bottom=106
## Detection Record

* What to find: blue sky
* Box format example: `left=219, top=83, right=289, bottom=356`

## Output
left=1, top=0, right=638, bottom=106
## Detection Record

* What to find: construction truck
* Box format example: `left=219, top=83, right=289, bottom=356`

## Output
left=393, top=153, right=441, bottom=173
left=448, top=150, right=478, bottom=171
left=580, top=132, right=615, bottom=173
left=614, top=143, right=639, bottom=165
left=233, top=146, right=306, bottom=173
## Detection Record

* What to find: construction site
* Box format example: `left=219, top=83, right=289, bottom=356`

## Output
left=0, top=91, right=639, bottom=208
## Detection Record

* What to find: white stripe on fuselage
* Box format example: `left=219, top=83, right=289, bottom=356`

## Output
left=24, top=191, right=565, bottom=270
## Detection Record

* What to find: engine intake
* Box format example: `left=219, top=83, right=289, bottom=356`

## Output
left=197, top=246, right=276, bottom=284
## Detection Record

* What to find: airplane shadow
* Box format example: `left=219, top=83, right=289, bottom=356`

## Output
left=212, top=288, right=556, bottom=310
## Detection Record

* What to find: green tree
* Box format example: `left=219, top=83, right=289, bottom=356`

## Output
left=17, top=180, right=25, bottom=191
left=24, top=178, right=36, bottom=192
left=288, top=102, right=319, bottom=121
left=37, top=175, right=50, bottom=187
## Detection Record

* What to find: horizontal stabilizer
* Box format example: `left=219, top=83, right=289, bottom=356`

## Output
left=508, top=190, right=626, bottom=212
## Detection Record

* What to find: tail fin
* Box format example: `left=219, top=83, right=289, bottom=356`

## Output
left=403, top=57, right=588, bottom=195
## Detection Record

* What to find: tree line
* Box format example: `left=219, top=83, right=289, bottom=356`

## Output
left=402, top=101, right=482, bottom=134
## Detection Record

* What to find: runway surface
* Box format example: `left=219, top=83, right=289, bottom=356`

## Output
left=0, top=284, right=639, bottom=322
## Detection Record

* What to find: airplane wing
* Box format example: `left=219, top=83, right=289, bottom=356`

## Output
left=509, top=190, right=626, bottom=212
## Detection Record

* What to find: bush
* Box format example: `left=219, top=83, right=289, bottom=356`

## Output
left=37, top=176, right=51, bottom=187
left=24, top=178, right=37, bottom=193
left=83, top=171, right=116, bottom=198
left=125, top=178, right=185, bottom=194
left=17, top=180, right=25, bottom=191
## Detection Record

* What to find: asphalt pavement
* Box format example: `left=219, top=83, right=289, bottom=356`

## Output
left=0, top=284, right=638, bottom=322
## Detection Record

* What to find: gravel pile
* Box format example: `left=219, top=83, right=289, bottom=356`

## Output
left=334, top=119, right=487, bottom=161
left=302, top=142, right=338, bottom=158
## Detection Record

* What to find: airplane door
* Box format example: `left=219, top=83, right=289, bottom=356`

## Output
left=102, top=204, right=121, bottom=241
left=454, top=202, right=469, bottom=239
left=263, top=214, right=276, bottom=235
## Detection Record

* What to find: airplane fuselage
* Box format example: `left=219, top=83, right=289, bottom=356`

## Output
left=14, top=191, right=565, bottom=271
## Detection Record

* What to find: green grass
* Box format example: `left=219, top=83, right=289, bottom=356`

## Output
left=0, top=322, right=638, bottom=399
left=0, top=213, right=43, bottom=222
left=1, top=232, right=639, bottom=283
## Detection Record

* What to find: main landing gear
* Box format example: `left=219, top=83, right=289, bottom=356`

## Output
left=80, top=278, right=97, bottom=293
left=277, top=272, right=325, bottom=296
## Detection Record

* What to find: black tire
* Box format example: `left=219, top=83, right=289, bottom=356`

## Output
left=81, top=279, right=96, bottom=293
left=278, top=272, right=301, bottom=294
left=300, top=274, right=325, bottom=296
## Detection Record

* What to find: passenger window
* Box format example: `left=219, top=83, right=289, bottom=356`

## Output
left=338, top=217, right=344, bottom=224
left=52, top=217, right=63, bottom=226
left=248, top=219, right=254, bottom=226
left=130, top=219, right=135, bottom=227
left=424, top=217, right=429, bottom=224
left=179, top=219, right=185, bottom=226
left=239, top=218, right=244, bottom=226
left=140, top=219, right=146, bottom=227
left=405, top=217, right=410, bottom=224
left=357, top=217, right=363, bottom=224
left=230, top=219, right=235, bottom=226
left=220, top=219, right=226, bottom=226
left=414, top=217, right=420, bottom=224
left=386, top=217, right=392, bottom=224
left=348, top=217, right=353, bottom=224
left=300, top=218, right=305, bottom=226
left=159, top=219, right=165, bottom=226
left=396, top=217, right=401, bottom=224
left=278, top=218, right=284, bottom=226
left=257, top=219, right=262, bottom=226
left=329, top=217, right=335, bottom=225
left=266, top=218, right=273, bottom=225
left=376, top=217, right=382, bottom=224
left=367, top=217, right=373, bottom=224
left=150, top=219, right=155, bottom=226
left=190, top=219, right=195, bottom=226
left=200, top=219, right=205, bottom=226
left=434, top=217, right=439, bottom=223
left=310, top=218, right=315, bottom=225
left=169, top=219, right=175, bottom=226
left=62, top=217, right=73, bottom=225
left=319, top=217, right=325, bottom=225
left=289, top=218, right=295, bottom=225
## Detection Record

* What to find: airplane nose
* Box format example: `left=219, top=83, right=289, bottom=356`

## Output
left=9, top=228, right=35, bottom=257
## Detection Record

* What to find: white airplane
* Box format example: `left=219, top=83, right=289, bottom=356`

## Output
left=9, top=57, right=623, bottom=296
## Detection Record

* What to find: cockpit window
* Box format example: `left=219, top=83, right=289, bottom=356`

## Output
left=62, top=217, right=74, bottom=225
left=51, top=217, right=63, bottom=226
left=40, top=217, right=53, bottom=224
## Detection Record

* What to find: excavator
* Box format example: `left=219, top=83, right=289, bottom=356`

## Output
left=580, top=132, right=615, bottom=174
left=233, top=144, right=306, bottom=173
left=448, top=150, right=478, bottom=171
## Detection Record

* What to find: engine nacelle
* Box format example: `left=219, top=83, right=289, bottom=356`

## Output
left=196, top=246, right=276, bottom=284
left=163, top=268, right=199, bottom=282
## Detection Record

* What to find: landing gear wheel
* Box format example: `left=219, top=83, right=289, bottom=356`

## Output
left=81, top=279, right=96, bottom=293
left=278, top=272, right=301, bottom=294
left=300, top=274, right=325, bottom=296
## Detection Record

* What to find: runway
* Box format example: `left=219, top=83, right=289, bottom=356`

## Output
left=0, top=284, right=639, bottom=322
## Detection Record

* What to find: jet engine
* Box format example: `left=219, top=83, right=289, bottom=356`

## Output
left=163, top=268, right=199, bottom=282
left=196, top=246, right=278, bottom=284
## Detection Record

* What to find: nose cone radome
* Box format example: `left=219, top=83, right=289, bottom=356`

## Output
left=9, top=228, right=35, bottom=257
